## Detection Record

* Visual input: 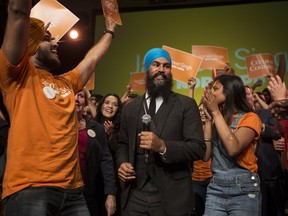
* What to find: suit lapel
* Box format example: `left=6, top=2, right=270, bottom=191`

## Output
left=153, top=93, right=177, bottom=136
left=129, top=95, right=145, bottom=152
left=85, top=120, right=99, bottom=159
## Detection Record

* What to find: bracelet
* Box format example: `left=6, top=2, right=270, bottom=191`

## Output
left=204, top=138, right=212, bottom=142
left=103, top=30, right=115, bottom=39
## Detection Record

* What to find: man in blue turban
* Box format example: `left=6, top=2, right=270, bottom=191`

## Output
left=143, top=48, right=173, bottom=101
left=116, top=48, right=206, bottom=216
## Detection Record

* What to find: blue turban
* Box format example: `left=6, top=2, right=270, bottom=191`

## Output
left=143, top=48, right=171, bottom=72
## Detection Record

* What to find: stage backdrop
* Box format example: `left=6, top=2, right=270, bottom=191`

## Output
left=93, top=1, right=288, bottom=104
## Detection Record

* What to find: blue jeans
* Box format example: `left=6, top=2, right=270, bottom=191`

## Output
left=204, top=173, right=261, bottom=216
left=4, top=187, right=90, bottom=216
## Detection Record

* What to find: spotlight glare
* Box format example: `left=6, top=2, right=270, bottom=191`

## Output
left=69, top=30, right=79, bottom=39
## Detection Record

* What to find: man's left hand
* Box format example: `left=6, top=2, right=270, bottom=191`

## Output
left=105, top=195, right=116, bottom=216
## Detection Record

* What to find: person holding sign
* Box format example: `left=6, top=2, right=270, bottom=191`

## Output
left=267, top=75, right=288, bottom=120
left=267, top=76, right=288, bottom=192
left=0, top=0, right=116, bottom=215
left=245, top=85, right=285, bottom=216
left=116, top=48, right=205, bottom=216
left=202, top=74, right=262, bottom=216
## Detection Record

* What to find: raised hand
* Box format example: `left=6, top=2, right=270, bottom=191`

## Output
left=267, top=75, right=287, bottom=101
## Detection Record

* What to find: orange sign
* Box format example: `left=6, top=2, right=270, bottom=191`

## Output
left=246, top=53, right=275, bottom=79
left=212, top=68, right=227, bottom=79
left=130, top=72, right=146, bottom=93
left=192, top=46, right=228, bottom=69
left=30, top=0, right=79, bottom=42
left=102, top=0, right=122, bottom=25
left=85, top=73, right=95, bottom=91
left=162, top=45, right=203, bottom=83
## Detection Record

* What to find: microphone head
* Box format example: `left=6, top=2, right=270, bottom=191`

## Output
left=142, top=114, right=152, bottom=124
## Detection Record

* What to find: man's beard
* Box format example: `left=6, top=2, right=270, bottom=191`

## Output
left=146, top=71, right=173, bottom=100
left=36, top=47, right=61, bottom=71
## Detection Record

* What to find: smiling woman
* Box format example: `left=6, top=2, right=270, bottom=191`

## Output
left=94, top=93, right=122, bottom=215
left=96, top=93, right=122, bottom=155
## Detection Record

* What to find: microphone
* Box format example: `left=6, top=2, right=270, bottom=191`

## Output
left=142, top=114, right=152, bottom=163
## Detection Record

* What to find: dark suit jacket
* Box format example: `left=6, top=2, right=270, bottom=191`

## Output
left=83, top=120, right=117, bottom=215
left=116, top=92, right=205, bottom=216
left=255, top=109, right=282, bottom=180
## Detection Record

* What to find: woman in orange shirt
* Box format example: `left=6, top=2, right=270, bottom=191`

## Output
left=202, top=74, right=262, bottom=216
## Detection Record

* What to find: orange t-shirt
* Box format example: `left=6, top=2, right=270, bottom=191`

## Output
left=192, top=159, right=212, bottom=182
left=0, top=50, right=84, bottom=198
left=234, top=112, right=262, bottom=173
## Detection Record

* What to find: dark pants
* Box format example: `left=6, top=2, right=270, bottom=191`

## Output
left=261, top=179, right=286, bottom=216
left=122, top=188, right=165, bottom=216
left=122, top=180, right=194, bottom=216
left=4, top=187, right=90, bottom=216
left=122, top=177, right=165, bottom=216
left=192, top=178, right=211, bottom=216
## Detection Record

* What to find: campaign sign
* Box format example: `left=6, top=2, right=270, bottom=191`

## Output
left=30, top=0, right=79, bottom=42
left=162, top=45, right=203, bottom=83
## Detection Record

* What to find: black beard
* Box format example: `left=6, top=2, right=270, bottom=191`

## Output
left=146, top=71, right=173, bottom=100
left=36, top=47, right=61, bottom=71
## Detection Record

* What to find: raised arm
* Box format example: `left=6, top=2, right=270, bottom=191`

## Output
left=82, top=87, right=97, bottom=119
left=203, top=86, right=257, bottom=157
left=1, top=0, right=31, bottom=65
left=267, top=75, right=287, bottom=101
left=187, top=77, right=196, bottom=99
left=253, top=92, right=268, bottom=109
left=76, top=20, right=116, bottom=87
left=121, top=83, right=131, bottom=103
left=251, top=79, right=263, bottom=91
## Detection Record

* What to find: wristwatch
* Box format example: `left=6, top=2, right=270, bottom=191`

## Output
left=159, top=147, right=167, bottom=161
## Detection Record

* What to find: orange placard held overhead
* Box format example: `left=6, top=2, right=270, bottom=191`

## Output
left=162, top=45, right=203, bottom=83
left=192, top=45, right=228, bottom=69
left=245, top=53, right=275, bottom=79
left=212, top=68, right=227, bottom=79
left=130, top=72, right=146, bottom=93
left=102, top=0, right=122, bottom=25
left=211, top=63, right=235, bottom=79
left=30, top=0, right=79, bottom=42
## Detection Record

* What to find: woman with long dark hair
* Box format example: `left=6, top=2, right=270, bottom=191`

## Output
left=202, top=74, right=262, bottom=215
left=95, top=93, right=122, bottom=216
left=96, top=93, right=122, bottom=156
